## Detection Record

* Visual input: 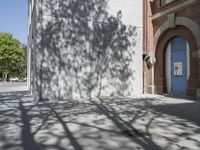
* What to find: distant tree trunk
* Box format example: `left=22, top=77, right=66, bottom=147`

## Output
left=6, top=74, right=9, bottom=82
left=5, top=73, right=7, bottom=82
left=0, top=72, right=2, bottom=82
left=2, top=74, right=5, bottom=82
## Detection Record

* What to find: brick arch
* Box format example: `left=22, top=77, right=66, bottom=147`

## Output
left=154, top=16, right=200, bottom=57
left=154, top=25, right=199, bottom=96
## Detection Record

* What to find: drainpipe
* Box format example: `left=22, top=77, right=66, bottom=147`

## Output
left=143, top=0, right=150, bottom=94
left=152, top=63, right=155, bottom=94
left=147, top=0, right=156, bottom=94
left=198, top=58, right=200, bottom=98
left=143, top=0, right=148, bottom=94
left=151, top=3, right=156, bottom=95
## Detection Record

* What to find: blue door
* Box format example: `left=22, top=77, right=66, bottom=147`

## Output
left=171, top=37, right=187, bottom=93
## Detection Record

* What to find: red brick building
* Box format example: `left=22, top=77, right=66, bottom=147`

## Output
left=143, top=0, right=200, bottom=98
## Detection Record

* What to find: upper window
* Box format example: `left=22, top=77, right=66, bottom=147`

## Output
left=161, top=0, right=174, bottom=6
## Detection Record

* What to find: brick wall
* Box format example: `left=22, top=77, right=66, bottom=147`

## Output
left=143, top=0, right=154, bottom=93
left=153, top=0, right=184, bottom=14
left=153, top=1, right=200, bottom=35
left=145, top=0, right=200, bottom=96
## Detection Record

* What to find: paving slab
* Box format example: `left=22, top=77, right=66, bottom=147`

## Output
left=0, top=91, right=200, bottom=150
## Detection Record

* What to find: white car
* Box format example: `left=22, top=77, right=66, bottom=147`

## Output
left=10, top=77, right=19, bottom=82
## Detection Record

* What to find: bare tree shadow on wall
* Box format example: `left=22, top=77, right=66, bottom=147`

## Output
left=35, top=0, right=136, bottom=100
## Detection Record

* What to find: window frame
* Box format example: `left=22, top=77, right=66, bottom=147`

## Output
left=160, top=0, right=174, bottom=6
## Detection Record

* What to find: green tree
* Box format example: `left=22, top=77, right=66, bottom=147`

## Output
left=0, top=32, right=26, bottom=80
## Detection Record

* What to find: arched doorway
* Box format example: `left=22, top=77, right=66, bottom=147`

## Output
left=154, top=25, right=199, bottom=97
left=165, top=36, right=190, bottom=94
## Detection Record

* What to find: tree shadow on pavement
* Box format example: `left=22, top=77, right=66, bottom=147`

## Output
left=150, top=100, right=200, bottom=126
left=0, top=92, right=200, bottom=150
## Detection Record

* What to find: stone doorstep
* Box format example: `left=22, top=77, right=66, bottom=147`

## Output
left=162, top=92, right=199, bottom=101
left=163, top=93, right=186, bottom=98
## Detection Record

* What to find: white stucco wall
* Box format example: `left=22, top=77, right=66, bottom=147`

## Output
left=30, top=0, right=143, bottom=100
left=107, top=0, right=143, bottom=94
left=28, top=0, right=37, bottom=94
left=107, top=0, right=143, bottom=27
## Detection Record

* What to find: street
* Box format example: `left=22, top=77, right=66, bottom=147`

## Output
left=0, top=82, right=27, bottom=92
left=0, top=85, right=200, bottom=150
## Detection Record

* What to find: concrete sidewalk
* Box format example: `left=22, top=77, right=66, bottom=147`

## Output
left=0, top=91, right=199, bottom=150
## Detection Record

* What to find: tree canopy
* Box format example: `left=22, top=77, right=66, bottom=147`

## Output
left=0, top=32, right=26, bottom=79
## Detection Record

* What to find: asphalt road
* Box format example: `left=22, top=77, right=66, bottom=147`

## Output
left=0, top=82, right=28, bottom=92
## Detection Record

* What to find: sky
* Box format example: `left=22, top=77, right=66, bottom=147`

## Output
left=0, top=0, right=28, bottom=44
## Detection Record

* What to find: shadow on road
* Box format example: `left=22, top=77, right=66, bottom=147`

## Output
left=0, top=92, right=200, bottom=149
left=0, top=82, right=27, bottom=93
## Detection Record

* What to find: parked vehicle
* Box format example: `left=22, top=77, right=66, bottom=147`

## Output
left=9, top=77, right=19, bottom=82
